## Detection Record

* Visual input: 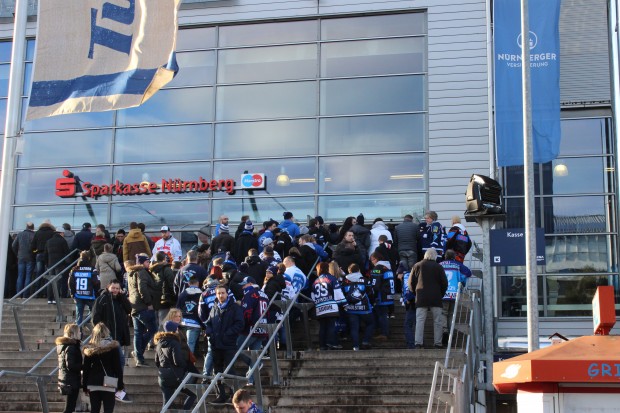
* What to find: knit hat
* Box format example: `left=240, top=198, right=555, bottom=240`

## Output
left=219, top=224, right=229, bottom=233
left=244, top=220, right=254, bottom=231
left=262, top=237, right=273, bottom=247
left=266, top=264, right=278, bottom=274
left=238, top=276, right=256, bottom=286
left=164, top=321, right=179, bottom=332
left=356, top=213, right=365, bottom=225
left=283, top=211, right=293, bottom=220
left=299, top=226, right=309, bottom=235
left=136, top=254, right=150, bottom=264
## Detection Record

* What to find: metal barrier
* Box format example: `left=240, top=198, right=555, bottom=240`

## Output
left=4, top=248, right=79, bottom=350
left=0, top=314, right=93, bottom=413
left=427, top=281, right=484, bottom=413
left=160, top=258, right=320, bottom=413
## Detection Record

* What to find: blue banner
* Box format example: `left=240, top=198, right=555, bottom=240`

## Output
left=494, top=0, right=562, bottom=167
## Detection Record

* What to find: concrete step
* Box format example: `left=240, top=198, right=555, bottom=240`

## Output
left=275, top=394, right=429, bottom=406
left=281, top=384, right=433, bottom=396
left=271, top=405, right=427, bottom=413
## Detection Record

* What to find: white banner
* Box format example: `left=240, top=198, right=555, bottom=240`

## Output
left=26, top=0, right=180, bottom=120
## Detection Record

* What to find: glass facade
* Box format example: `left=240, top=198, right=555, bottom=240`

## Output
left=9, top=13, right=429, bottom=232
left=500, top=117, right=619, bottom=318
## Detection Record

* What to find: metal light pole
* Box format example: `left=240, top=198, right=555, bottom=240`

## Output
left=521, top=0, right=539, bottom=352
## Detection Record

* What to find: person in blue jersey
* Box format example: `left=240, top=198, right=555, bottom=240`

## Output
left=342, top=263, right=375, bottom=351
left=399, top=262, right=417, bottom=349
left=232, top=389, right=263, bottom=413
left=278, top=211, right=300, bottom=240
left=237, top=276, right=269, bottom=386
left=174, top=250, right=209, bottom=296
left=410, top=248, right=448, bottom=349
left=369, top=252, right=395, bottom=340
left=176, top=276, right=204, bottom=354
left=282, top=256, right=307, bottom=300
left=439, top=249, right=472, bottom=344
left=68, top=250, right=101, bottom=329
left=420, top=211, right=447, bottom=262
left=311, top=262, right=346, bottom=350
left=198, top=275, right=224, bottom=382
left=257, top=219, right=278, bottom=254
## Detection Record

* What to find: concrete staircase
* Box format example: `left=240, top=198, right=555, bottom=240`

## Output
left=0, top=297, right=453, bottom=412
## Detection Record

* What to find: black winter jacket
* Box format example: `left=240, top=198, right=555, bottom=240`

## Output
left=92, top=290, right=131, bottom=346
left=127, top=264, right=160, bottom=314
left=151, top=262, right=176, bottom=309
left=31, top=223, right=55, bottom=254
left=56, top=337, right=82, bottom=389
left=234, top=232, right=258, bottom=264
left=154, top=332, right=187, bottom=386
left=45, top=233, right=70, bottom=267
left=82, top=339, right=124, bottom=391
left=205, top=300, right=243, bottom=350
left=245, top=255, right=268, bottom=287
left=333, top=242, right=364, bottom=274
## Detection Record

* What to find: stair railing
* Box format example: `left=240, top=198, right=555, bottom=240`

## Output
left=160, top=257, right=320, bottom=413
left=427, top=279, right=484, bottom=413
left=0, top=314, right=93, bottom=413
left=4, top=248, right=79, bottom=350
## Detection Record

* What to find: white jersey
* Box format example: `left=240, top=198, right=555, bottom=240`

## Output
left=152, top=236, right=182, bottom=262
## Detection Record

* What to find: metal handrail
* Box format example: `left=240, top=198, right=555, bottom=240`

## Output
left=160, top=257, right=320, bottom=413
left=4, top=248, right=80, bottom=350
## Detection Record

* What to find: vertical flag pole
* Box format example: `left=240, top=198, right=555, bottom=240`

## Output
left=521, top=0, right=539, bottom=352
left=0, top=0, right=28, bottom=332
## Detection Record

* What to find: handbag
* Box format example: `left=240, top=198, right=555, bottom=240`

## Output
left=99, top=360, right=118, bottom=389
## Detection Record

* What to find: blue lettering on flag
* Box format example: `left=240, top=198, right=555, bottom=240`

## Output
left=494, top=0, right=562, bottom=167
left=89, top=1, right=136, bottom=59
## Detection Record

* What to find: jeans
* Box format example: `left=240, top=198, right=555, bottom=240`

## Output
left=373, top=305, right=389, bottom=336
left=404, top=306, right=417, bottom=348
left=132, top=309, right=158, bottom=363
left=161, top=383, right=196, bottom=410
left=62, top=388, right=80, bottom=413
left=236, top=334, right=263, bottom=384
left=89, top=390, right=115, bottom=413
left=75, top=299, right=94, bottom=328
left=16, top=259, right=34, bottom=298
left=186, top=328, right=201, bottom=354
left=346, top=313, right=374, bottom=348
left=318, top=317, right=337, bottom=350
left=415, top=307, right=443, bottom=346
left=398, top=250, right=417, bottom=271
left=202, top=339, right=213, bottom=377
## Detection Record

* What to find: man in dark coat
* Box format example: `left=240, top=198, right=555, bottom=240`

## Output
left=44, top=228, right=70, bottom=301
left=210, top=224, right=235, bottom=259
left=394, top=214, right=418, bottom=270
left=12, top=222, right=35, bottom=298
left=234, top=220, right=258, bottom=265
left=205, top=285, right=243, bottom=404
left=72, top=222, right=94, bottom=251
left=31, top=220, right=56, bottom=290
left=409, top=248, right=448, bottom=349
left=333, top=231, right=364, bottom=274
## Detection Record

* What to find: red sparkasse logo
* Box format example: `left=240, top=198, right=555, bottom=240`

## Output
left=55, top=170, right=78, bottom=197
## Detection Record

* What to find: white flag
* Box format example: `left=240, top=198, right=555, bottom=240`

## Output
left=26, top=0, right=180, bottom=120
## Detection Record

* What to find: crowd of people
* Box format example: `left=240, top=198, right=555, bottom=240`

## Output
left=35, top=209, right=473, bottom=412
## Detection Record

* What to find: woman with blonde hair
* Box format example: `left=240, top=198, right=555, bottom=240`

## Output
left=82, top=322, right=124, bottom=413
left=56, top=323, right=82, bottom=413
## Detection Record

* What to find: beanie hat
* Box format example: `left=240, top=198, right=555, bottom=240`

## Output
left=219, top=224, right=229, bottom=233
left=244, top=220, right=254, bottom=231
left=164, top=321, right=179, bottom=332
left=266, top=264, right=278, bottom=274
left=136, top=254, right=150, bottom=264
left=356, top=213, right=365, bottom=226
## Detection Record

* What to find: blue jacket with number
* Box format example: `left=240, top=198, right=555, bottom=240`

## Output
left=311, top=273, right=346, bottom=318
left=370, top=261, right=395, bottom=306
left=68, top=265, right=100, bottom=301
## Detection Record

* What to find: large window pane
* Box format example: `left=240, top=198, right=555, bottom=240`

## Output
left=318, top=193, right=426, bottom=223
left=213, top=158, right=315, bottom=197
left=321, top=13, right=426, bottom=40
left=218, top=44, right=317, bottom=83
left=25, top=107, right=114, bottom=131
left=544, top=196, right=610, bottom=234
left=499, top=275, right=543, bottom=317
left=0, top=42, right=11, bottom=63
left=0, top=64, right=8, bottom=97
left=545, top=235, right=613, bottom=273
left=166, top=51, right=216, bottom=88
left=543, top=157, right=606, bottom=195
left=559, top=118, right=606, bottom=156
left=216, top=82, right=316, bottom=121
left=23, top=62, right=32, bottom=96
left=320, top=114, right=425, bottom=154
left=319, top=154, right=425, bottom=193
left=177, top=27, right=216, bottom=50
left=19, top=130, right=113, bottom=167
left=544, top=275, right=619, bottom=317
left=111, top=200, right=210, bottom=229
left=215, top=119, right=316, bottom=158
left=321, top=38, right=425, bottom=77
left=320, top=76, right=425, bottom=116
left=504, top=165, right=541, bottom=196
left=15, top=166, right=111, bottom=204
left=115, top=124, right=212, bottom=163
left=219, top=21, right=317, bottom=47
left=117, top=87, right=213, bottom=126
left=212, top=197, right=315, bottom=225
left=13, top=204, right=109, bottom=231
left=112, top=162, right=212, bottom=200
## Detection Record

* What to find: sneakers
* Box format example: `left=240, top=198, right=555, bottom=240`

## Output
left=389, top=314, right=396, bottom=319
left=353, top=347, right=360, bottom=351
left=131, top=351, right=147, bottom=367
left=47, top=300, right=56, bottom=305
left=115, top=391, right=133, bottom=403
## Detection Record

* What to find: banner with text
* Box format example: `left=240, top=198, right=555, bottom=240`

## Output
left=494, top=0, right=562, bottom=167
left=27, top=0, right=180, bottom=120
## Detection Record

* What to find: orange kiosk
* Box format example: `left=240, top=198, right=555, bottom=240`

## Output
left=493, top=286, right=619, bottom=412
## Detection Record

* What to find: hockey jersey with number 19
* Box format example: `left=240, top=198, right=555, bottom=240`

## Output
left=68, top=266, right=100, bottom=300
left=311, top=273, right=346, bottom=318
